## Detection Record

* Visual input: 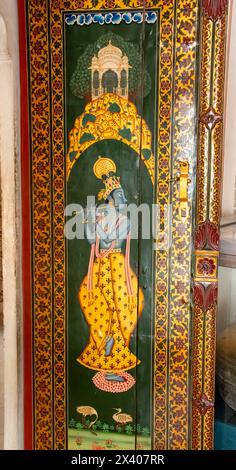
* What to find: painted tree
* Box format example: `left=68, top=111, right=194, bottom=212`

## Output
left=70, top=31, right=151, bottom=101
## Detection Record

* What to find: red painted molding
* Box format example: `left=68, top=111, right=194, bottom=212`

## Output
left=18, top=0, right=33, bottom=450
left=193, top=283, right=218, bottom=312
left=202, top=0, right=228, bottom=20
left=195, top=221, right=219, bottom=251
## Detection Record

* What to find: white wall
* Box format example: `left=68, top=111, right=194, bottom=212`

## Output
left=0, top=0, right=19, bottom=100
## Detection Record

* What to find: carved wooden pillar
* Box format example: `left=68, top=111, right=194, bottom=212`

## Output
left=192, top=0, right=229, bottom=450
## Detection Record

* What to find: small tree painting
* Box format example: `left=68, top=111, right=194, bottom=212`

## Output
left=70, top=31, right=151, bottom=102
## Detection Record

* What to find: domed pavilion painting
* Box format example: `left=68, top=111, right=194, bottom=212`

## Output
left=20, top=0, right=229, bottom=451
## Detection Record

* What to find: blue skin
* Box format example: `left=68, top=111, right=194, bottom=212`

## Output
left=85, top=188, right=130, bottom=249
left=84, top=188, right=129, bottom=380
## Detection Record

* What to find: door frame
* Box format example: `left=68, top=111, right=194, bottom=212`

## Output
left=18, top=0, right=229, bottom=450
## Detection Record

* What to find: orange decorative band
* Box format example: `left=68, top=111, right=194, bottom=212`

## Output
left=100, top=248, right=122, bottom=254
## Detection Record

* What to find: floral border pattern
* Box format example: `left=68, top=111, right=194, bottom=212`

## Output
left=168, top=0, right=198, bottom=449
left=27, top=0, right=53, bottom=450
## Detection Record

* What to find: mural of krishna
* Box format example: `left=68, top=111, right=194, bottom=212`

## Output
left=78, top=157, right=144, bottom=388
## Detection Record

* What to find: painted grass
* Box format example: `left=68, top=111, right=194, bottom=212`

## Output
left=68, top=428, right=151, bottom=451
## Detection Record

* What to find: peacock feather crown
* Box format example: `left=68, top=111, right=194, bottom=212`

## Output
left=93, top=157, right=121, bottom=201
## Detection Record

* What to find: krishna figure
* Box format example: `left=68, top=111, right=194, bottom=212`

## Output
left=77, top=157, right=144, bottom=392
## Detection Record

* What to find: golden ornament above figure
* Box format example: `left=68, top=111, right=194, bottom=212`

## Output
left=93, top=157, right=122, bottom=201
left=93, top=156, right=117, bottom=179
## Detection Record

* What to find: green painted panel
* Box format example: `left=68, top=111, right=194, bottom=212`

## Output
left=65, top=10, right=159, bottom=450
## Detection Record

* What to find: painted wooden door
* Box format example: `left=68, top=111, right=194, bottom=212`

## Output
left=19, top=0, right=229, bottom=450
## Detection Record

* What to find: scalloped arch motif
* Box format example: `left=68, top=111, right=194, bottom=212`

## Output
left=202, top=0, right=228, bottom=20
left=67, top=93, right=155, bottom=183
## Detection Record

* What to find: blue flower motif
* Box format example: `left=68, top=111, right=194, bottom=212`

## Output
left=65, top=9, right=157, bottom=27
left=133, top=12, right=143, bottom=24
left=93, top=13, right=105, bottom=25
left=122, top=12, right=132, bottom=24
left=65, top=14, right=77, bottom=26
left=146, top=11, right=157, bottom=24
left=105, top=13, right=113, bottom=24
left=85, top=14, right=93, bottom=26
left=112, top=13, right=122, bottom=24
left=77, top=14, right=85, bottom=26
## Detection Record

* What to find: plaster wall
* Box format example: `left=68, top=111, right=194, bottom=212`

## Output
left=0, top=0, right=22, bottom=451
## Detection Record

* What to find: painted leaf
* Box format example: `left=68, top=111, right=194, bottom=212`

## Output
left=142, top=148, right=151, bottom=160
left=79, top=132, right=95, bottom=144
left=82, top=113, right=96, bottom=127
left=69, top=150, right=77, bottom=162
left=118, top=127, right=132, bottom=141
left=108, top=102, right=121, bottom=114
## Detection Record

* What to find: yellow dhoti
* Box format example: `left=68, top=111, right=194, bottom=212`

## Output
left=77, top=251, right=144, bottom=372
